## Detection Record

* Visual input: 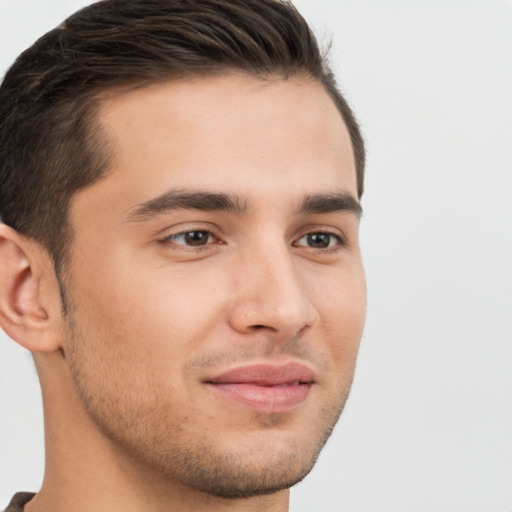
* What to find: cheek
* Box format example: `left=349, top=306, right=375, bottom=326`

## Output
left=67, top=253, right=231, bottom=367
left=315, top=266, right=366, bottom=366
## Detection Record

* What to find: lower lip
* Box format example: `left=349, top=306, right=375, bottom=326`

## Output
left=206, top=382, right=312, bottom=413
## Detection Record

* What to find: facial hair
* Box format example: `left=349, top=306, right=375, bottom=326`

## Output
left=63, top=303, right=356, bottom=499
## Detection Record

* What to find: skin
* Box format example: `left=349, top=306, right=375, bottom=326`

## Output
left=0, top=74, right=366, bottom=512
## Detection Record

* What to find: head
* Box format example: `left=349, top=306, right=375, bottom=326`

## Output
left=0, top=0, right=366, bottom=503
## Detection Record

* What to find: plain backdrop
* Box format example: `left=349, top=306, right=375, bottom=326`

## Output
left=1, top=1, right=511, bottom=511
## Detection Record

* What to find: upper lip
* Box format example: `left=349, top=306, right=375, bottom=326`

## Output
left=205, top=362, right=316, bottom=387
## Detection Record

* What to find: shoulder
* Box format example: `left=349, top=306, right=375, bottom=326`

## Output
left=3, top=493, right=36, bottom=512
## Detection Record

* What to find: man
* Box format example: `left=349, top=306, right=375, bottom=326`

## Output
left=0, top=0, right=366, bottom=511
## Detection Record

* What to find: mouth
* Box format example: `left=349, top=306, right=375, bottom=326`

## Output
left=204, top=362, right=315, bottom=414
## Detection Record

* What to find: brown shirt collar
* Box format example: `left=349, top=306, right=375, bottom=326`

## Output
left=4, top=493, right=35, bottom=512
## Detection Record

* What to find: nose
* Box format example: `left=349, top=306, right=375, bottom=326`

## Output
left=228, top=243, right=319, bottom=338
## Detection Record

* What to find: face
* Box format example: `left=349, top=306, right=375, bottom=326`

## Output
left=62, top=74, right=366, bottom=498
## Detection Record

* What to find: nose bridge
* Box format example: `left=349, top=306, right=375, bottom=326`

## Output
left=229, top=236, right=317, bottom=335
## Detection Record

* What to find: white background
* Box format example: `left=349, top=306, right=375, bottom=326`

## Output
left=1, top=1, right=511, bottom=511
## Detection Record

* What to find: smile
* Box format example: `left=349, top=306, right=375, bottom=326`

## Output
left=204, top=362, right=315, bottom=414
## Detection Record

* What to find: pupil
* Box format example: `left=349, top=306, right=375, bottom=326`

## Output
left=308, top=233, right=330, bottom=248
left=184, top=231, right=208, bottom=246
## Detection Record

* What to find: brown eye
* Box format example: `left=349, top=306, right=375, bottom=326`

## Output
left=296, top=232, right=341, bottom=250
left=307, top=233, right=330, bottom=248
left=183, top=231, right=210, bottom=246
left=165, top=230, right=213, bottom=246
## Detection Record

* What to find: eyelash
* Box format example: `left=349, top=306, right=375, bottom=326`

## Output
left=159, top=229, right=346, bottom=253
left=294, top=231, right=346, bottom=252
left=159, top=230, right=220, bottom=251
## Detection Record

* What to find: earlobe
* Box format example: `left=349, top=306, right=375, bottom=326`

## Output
left=0, top=224, right=62, bottom=353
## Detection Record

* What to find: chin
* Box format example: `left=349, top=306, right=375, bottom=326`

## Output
left=180, top=445, right=320, bottom=499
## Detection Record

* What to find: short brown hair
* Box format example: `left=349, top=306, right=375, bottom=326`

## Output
left=0, top=0, right=365, bottom=271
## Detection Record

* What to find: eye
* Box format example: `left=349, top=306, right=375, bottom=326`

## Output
left=162, top=230, right=215, bottom=247
left=295, top=232, right=342, bottom=250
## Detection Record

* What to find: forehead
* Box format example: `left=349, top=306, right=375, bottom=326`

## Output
left=80, top=74, right=357, bottom=214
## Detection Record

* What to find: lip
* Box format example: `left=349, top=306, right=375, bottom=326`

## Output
left=204, top=362, right=315, bottom=414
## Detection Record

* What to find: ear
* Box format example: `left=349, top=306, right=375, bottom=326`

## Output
left=0, top=224, right=63, bottom=353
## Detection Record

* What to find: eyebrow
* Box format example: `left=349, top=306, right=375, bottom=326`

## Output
left=128, top=190, right=248, bottom=221
left=297, top=193, right=363, bottom=218
left=127, top=189, right=362, bottom=222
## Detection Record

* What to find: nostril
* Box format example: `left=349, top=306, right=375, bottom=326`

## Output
left=249, top=324, right=279, bottom=332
